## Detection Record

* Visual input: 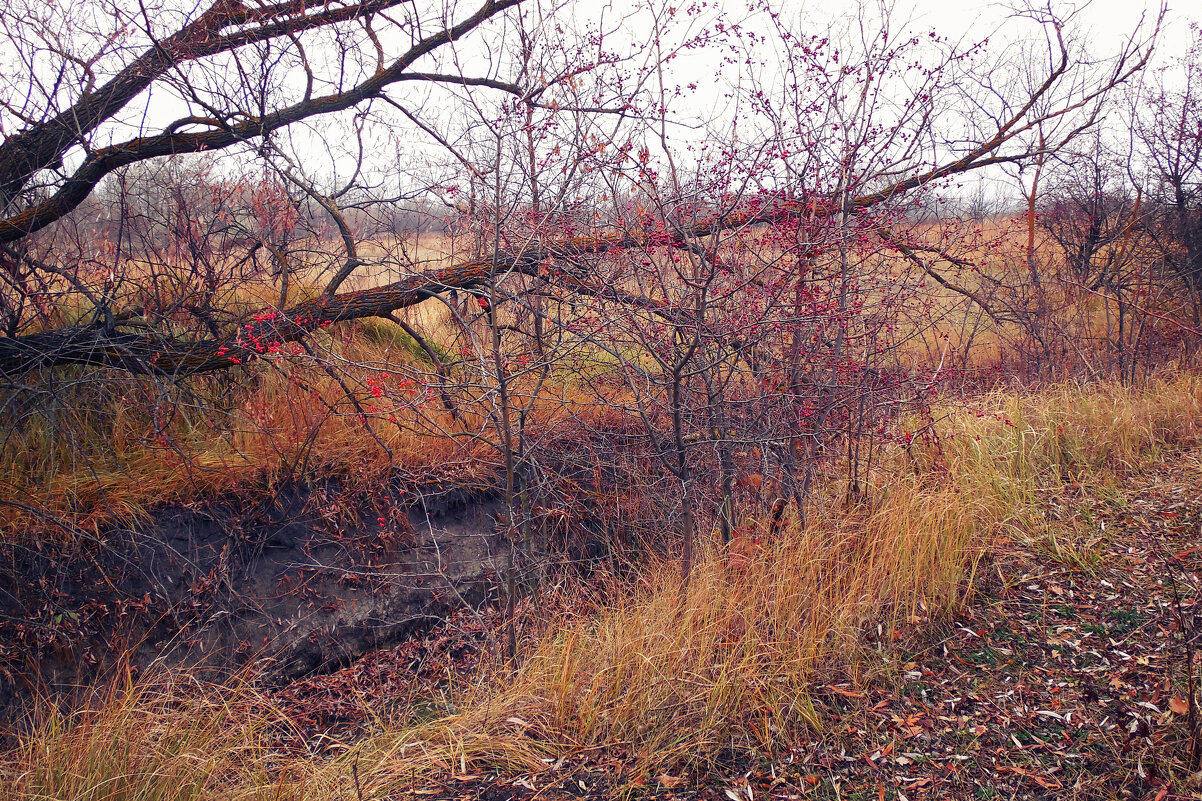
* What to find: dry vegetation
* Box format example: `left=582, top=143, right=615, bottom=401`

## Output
left=0, top=269, right=602, bottom=540
left=4, top=216, right=1202, bottom=800
left=6, top=217, right=1190, bottom=543
left=5, top=369, right=1202, bottom=799
left=3, top=2, right=1202, bottom=797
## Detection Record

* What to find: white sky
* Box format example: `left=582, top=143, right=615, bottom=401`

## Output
left=903, top=0, right=1192, bottom=62
left=2, top=0, right=1194, bottom=212
left=660, top=0, right=1198, bottom=208
left=889, top=0, right=1196, bottom=204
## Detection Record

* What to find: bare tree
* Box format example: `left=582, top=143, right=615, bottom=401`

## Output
left=1134, top=25, right=1202, bottom=318
left=0, top=0, right=1160, bottom=381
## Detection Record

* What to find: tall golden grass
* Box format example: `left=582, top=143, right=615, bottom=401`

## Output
left=0, top=303, right=610, bottom=541
left=0, top=349, right=474, bottom=541
left=8, top=214, right=1193, bottom=542
left=1, top=675, right=291, bottom=801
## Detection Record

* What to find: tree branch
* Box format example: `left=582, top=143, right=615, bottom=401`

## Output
left=0, top=0, right=526, bottom=242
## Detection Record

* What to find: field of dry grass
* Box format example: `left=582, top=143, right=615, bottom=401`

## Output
left=0, top=256, right=611, bottom=541
left=0, top=315, right=475, bottom=540
left=5, top=373, right=1201, bottom=799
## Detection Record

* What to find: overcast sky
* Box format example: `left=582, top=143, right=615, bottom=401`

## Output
left=2, top=0, right=1192, bottom=213
left=902, top=0, right=1192, bottom=61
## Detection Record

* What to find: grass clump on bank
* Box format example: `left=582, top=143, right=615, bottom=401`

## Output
left=0, top=676, right=290, bottom=801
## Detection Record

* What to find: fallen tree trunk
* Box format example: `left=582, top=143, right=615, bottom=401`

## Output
left=0, top=198, right=810, bottom=377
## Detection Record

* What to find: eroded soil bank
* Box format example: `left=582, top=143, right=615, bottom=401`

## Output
left=0, top=479, right=507, bottom=723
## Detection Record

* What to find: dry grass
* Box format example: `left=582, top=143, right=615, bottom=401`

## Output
left=333, top=372, right=1202, bottom=782
left=878, top=216, right=1196, bottom=381
left=0, top=234, right=474, bottom=540
left=6, top=214, right=1191, bottom=542
left=451, top=484, right=984, bottom=768
left=943, top=371, right=1202, bottom=568
left=9, top=374, right=1198, bottom=798
left=0, top=336, right=478, bottom=541
left=0, top=675, right=290, bottom=801
left=0, top=297, right=611, bottom=541
left=4, top=211, right=1201, bottom=795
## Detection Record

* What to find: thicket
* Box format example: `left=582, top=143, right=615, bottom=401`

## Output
left=1, top=0, right=1201, bottom=795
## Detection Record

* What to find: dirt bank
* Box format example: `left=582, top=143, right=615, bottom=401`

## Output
left=0, top=479, right=506, bottom=723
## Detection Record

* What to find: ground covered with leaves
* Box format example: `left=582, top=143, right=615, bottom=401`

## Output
left=260, top=447, right=1202, bottom=801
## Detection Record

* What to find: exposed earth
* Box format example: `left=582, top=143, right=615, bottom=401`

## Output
left=0, top=478, right=506, bottom=722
